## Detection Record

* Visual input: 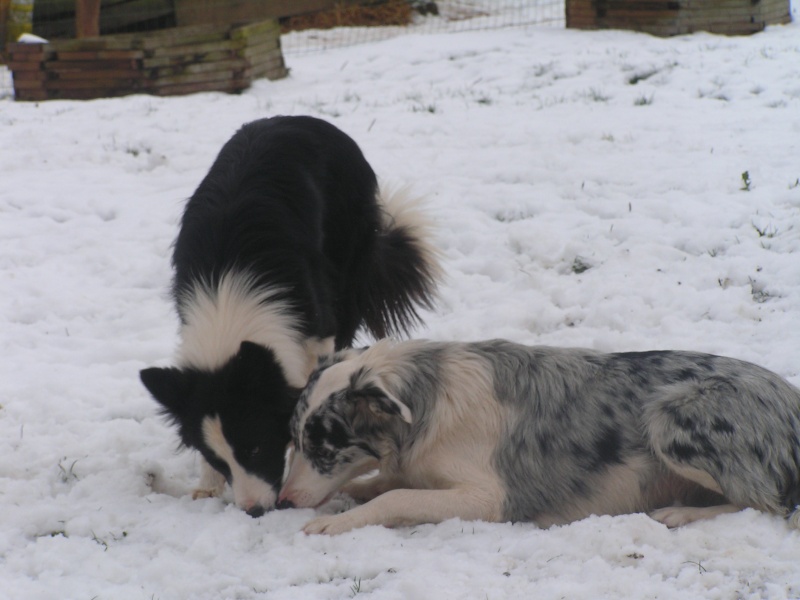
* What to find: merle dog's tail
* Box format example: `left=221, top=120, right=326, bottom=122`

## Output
left=357, top=185, right=442, bottom=341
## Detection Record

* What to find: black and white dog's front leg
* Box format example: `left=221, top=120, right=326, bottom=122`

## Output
left=303, top=487, right=504, bottom=535
left=192, top=457, right=227, bottom=500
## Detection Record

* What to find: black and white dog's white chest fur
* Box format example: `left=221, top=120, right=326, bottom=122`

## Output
left=279, top=339, right=800, bottom=535
left=139, top=116, right=440, bottom=516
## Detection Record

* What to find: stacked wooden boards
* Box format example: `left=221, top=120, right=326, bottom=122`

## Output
left=6, top=19, right=287, bottom=101
left=566, top=0, right=791, bottom=36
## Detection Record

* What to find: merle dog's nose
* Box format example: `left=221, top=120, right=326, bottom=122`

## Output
left=246, top=505, right=266, bottom=518
left=276, top=498, right=295, bottom=510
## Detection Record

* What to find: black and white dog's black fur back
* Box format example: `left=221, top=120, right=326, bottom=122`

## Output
left=139, top=116, right=440, bottom=516
left=279, top=339, right=800, bottom=535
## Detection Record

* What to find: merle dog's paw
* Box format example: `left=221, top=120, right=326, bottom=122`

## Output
left=303, top=512, right=362, bottom=535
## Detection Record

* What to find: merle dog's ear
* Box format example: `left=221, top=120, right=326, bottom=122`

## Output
left=140, top=367, right=192, bottom=417
left=353, top=383, right=413, bottom=424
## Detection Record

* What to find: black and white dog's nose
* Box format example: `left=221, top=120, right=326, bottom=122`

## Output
left=246, top=505, right=266, bottom=518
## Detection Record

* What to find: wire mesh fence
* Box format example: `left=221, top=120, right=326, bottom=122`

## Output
left=0, top=0, right=565, bottom=100
left=281, top=0, right=565, bottom=55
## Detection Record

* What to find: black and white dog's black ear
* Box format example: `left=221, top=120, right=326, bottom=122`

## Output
left=140, top=367, right=192, bottom=418
left=352, top=383, right=413, bottom=424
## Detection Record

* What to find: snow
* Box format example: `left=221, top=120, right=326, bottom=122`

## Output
left=2, top=8, right=800, bottom=599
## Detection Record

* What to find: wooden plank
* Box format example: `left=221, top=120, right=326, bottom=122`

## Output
left=15, top=89, right=50, bottom=101
left=241, top=34, right=280, bottom=54
left=245, top=59, right=288, bottom=81
left=147, top=69, right=236, bottom=87
left=240, top=43, right=283, bottom=63
left=47, top=59, right=140, bottom=71
left=46, top=38, right=112, bottom=51
left=148, top=58, right=247, bottom=78
left=141, top=48, right=234, bottom=69
left=7, top=52, right=50, bottom=63
left=51, top=68, right=143, bottom=80
left=230, top=19, right=281, bottom=41
left=11, top=77, right=50, bottom=90
left=146, top=38, right=242, bottom=59
left=152, top=78, right=244, bottom=97
left=7, top=60, right=45, bottom=72
left=137, top=26, right=229, bottom=50
left=55, top=49, right=145, bottom=60
left=7, top=41, right=47, bottom=53
left=10, top=69, right=48, bottom=81
left=43, top=76, right=144, bottom=90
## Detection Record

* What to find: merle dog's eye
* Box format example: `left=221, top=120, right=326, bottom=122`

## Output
left=250, top=446, right=260, bottom=458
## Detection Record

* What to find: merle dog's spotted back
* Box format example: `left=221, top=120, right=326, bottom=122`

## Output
left=470, top=341, right=800, bottom=522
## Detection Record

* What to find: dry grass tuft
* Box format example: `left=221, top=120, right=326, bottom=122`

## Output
left=281, top=1, right=414, bottom=33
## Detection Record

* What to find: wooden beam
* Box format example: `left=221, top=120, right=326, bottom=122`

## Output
left=76, top=0, right=102, bottom=38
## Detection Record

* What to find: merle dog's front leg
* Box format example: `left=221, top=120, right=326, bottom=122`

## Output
left=304, top=487, right=503, bottom=535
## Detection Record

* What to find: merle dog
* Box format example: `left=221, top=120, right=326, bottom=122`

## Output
left=279, top=339, right=800, bottom=534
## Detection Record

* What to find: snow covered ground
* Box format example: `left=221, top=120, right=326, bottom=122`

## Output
left=2, top=7, right=800, bottom=599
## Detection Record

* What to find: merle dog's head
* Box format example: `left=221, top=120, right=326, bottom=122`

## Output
left=277, top=348, right=412, bottom=509
left=140, top=341, right=299, bottom=516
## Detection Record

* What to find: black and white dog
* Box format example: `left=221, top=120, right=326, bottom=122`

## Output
left=139, top=116, right=440, bottom=517
left=279, top=339, right=800, bottom=534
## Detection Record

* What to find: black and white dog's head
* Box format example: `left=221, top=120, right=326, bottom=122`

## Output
left=278, top=348, right=412, bottom=509
left=140, top=341, right=299, bottom=516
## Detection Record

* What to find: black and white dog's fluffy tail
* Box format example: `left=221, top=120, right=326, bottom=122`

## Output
left=353, top=186, right=441, bottom=342
left=170, top=116, right=440, bottom=355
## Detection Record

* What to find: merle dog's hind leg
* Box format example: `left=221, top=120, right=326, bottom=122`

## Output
left=643, top=378, right=795, bottom=526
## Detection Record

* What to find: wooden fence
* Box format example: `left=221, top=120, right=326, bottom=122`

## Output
left=566, top=0, right=791, bottom=36
left=7, top=18, right=286, bottom=100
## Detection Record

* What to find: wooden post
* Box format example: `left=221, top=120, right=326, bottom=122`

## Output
left=75, top=0, right=101, bottom=38
left=0, top=0, right=10, bottom=50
